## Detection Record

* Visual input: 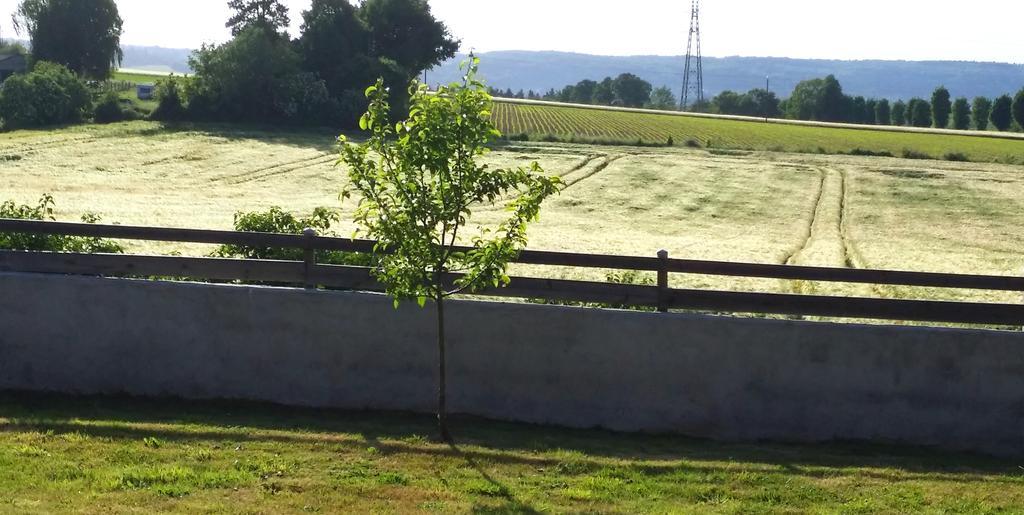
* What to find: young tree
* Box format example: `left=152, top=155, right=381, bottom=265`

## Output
left=1013, top=88, right=1024, bottom=130
left=951, top=97, right=971, bottom=130
left=890, top=100, right=906, bottom=126
left=875, top=99, right=891, bottom=125
left=990, top=94, right=1013, bottom=131
left=931, top=86, right=951, bottom=128
left=972, top=97, right=992, bottom=130
left=338, top=59, right=562, bottom=440
left=226, top=0, right=291, bottom=36
left=13, top=0, right=123, bottom=79
left=647, top=86, right=678, bottom=110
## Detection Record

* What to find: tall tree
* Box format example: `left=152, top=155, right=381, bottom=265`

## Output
left=820, top=75, right=846, bottom=122
left=951, top=97, right=970, bottom=130
left=298, top=0, right=369, bottom=99
left=931, top=86, right=951, bottom=128
left=890, top=100, right=906, bottom=126
left=13, top=0, right=123, bottom=79
left=339, top=60, right=561, bottom=440
left=863, top=99, right=878, bottom=125
left=647, top=86, right=677, bottom=110
left=612, top=73, right=652, bottom=108
left=990, top=94, right=1013, bottom=131
left=874, top=99, right=891, bottom=126
left=360, top=0, right=459, bottom=77
left=226, top=0, right=290, bottom=36
left=971, top=97, right=991, bottom=130
left=907, top=98, right=932, bottom=127
left=1013, top=88, right=1024, bottom=130
left=571, top=79, right=598, bottom=104
left=592, top=77, right=615, bottom=105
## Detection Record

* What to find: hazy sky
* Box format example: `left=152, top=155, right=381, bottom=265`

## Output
left=0, top=0, right=1021, bottom=63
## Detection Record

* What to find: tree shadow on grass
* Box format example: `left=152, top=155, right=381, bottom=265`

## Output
left=0, top=390, right=1020, bottom=484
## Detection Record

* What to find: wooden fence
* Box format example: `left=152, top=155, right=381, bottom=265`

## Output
left=1, top=218, right=1023, bottom=326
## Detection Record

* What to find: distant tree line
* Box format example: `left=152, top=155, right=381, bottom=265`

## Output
left=493, top=75, right=679, bottom=111
left=498, top=70, right=1024, bottom=132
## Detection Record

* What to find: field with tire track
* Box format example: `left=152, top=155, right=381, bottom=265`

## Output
left=3, top=121, right=1023, bottom=308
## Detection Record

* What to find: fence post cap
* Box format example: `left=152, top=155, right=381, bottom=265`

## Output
left=302, top=228, right=318, bottom=237
left=657, top=249, right=669, bottom=259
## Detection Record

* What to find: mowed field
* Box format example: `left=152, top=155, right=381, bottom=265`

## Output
left=2, top=121, right=1024, bottom=307
left=492, top=100, right=1024, bottom=164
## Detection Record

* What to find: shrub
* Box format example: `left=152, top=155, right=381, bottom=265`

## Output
left=93, top=92, right=127, bottom=123
left=213, top=206, right=370, bottom=266
left=0, top=195, right=122, bottom=253
left=901, top=148, right=933, bottom=160
left=151, top=76, right=186, bottom=121
left=943, top=152, right=969, bottom=162
left=0, top=62, right=92, bottom=129
left=847, top=148, right=894, bottom=158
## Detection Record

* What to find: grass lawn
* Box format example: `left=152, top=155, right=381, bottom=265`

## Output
left=1, top=392, right=1022, bottom=513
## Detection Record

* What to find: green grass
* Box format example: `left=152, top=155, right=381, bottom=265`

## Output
left=112, top=71, right=174, bottom=85
left=492, top=101, right=1024, bottom=164
left=2, top=392, right=1022, bottom=513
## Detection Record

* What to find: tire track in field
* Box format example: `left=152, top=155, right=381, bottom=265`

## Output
left=782, top=168, right=828, bottom=266
left=561, top=154, right=627, bottom=190
left=0, top=135, right=100, bottom=155
left=229, top=155, right=337, bottom=185
left=209, top=154, right=333, bottom=184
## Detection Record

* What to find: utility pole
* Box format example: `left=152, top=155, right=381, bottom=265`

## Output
left=765, top=76, right=770, bottom=122
left=680, top=0, right=704, bottom=111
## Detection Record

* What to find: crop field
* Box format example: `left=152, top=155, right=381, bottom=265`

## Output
left=2, top=121, right=1023, bottom=309
left=492, top=100, right=1024, bottom=165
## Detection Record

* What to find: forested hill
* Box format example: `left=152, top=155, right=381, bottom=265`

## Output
left=427, top=51, right=1024, bottom=101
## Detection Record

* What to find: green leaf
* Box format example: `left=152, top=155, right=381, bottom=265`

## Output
left=417, top=296, right=427, bottom=308
left=359, top=114, right=369, bottom=131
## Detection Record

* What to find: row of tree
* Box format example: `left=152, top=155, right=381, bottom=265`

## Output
left=707, top=76, right=1024, bottom=131
left=504, top=75, right=679, bottom=110
left=9, top=0, right=459, bottom=128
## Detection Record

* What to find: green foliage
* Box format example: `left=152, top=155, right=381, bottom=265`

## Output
left=875, top=99, right=892, bottom=126
left=990, top=95, right=1013, bottom=131
left=890, top=100, right=906, bottom=126
left=340, top=60, right=562, bottom=303
left=14, top=0, right=123, bottom=79
left=226, top=0, right=291, bottom=36
left=951, top=97, right=971, bottom=130
left=359, top=0, right=459, bottom=77
left=0, top=61, right=92, bottom=129
left=646, top=86, right=678, bottom=111
left=1013, top=89, right=1024, bottom=131
left=785, top=76, right=849, bottom=121
left=213, top=206, right=370, bottom=266
left=93, top=91, right=134, bottom=124
left=612, top=73, right=653, bottom=108
left=0, top=194, right=123, bottom=253
left=150, top=76, right=186, bottom=121
left=185, top=28, right=335, bottom=125
left=930, top=86, right=951, bottom=128
left=971, top=97, right=991, bottom=130
left=712, top=88, right=781, bottom=118
left=907, top=98, right=932, bottom=128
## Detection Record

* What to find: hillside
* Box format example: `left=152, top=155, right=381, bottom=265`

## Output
left=428, top=51, right=1024, bottom=101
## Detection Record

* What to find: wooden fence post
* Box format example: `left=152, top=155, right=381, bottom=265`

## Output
left=303, top=228, right=317, bottom=289
left=657, top=249, right=669, bottom=313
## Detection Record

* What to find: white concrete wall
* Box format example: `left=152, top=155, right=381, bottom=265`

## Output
left=1, top=272, right=1022, bottom=456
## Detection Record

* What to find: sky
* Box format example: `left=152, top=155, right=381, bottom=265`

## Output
left=0, top=0, right=1021, bottom=63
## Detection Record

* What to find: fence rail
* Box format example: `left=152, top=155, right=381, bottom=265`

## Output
left=1, top=218, right=1022, bottom=326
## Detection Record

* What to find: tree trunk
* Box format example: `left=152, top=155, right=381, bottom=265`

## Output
left=436, top=293, right=452, bottom=442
